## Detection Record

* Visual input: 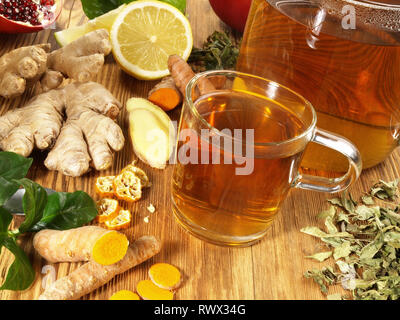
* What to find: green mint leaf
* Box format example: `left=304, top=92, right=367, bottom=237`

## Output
left=0, top=177, right=20, bottom=207
left=17, top=179, right=48, bottom=234
left=30, top=191, right=97, bottom=231
left=0, top=237, right=35, bottom=291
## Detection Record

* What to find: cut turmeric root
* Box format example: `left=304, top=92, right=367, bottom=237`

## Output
left=33, top=226, right=129, bottom=266
left=148, top=76, right=183, bottom=111
left=149, top=263, right=182, bottom=290
left=109, top=290, right=140, bottom=300
left=38, top=236, right=161, bottom=300
left=136, top=280, right=174, bottom=300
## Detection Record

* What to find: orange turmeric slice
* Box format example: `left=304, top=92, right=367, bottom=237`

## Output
left=104, top=209, right=132, bottom=230
left=109, top=290, right=140, bottom=300
left=149, top=263, right=182, bottom=290
left=92, top=230, right=129, bottom=265
left=136, top=280, right=174, bottom=300
left=95, top=175, right=115, bottom=197
left=113, top=170, right=142, bottom=202
left=96, top=198, right=119, bottom=222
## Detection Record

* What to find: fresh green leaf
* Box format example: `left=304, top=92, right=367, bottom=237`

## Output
left=81, top=0, right=186, bottom=19
left=30, top=191, right=97, bottom=231
left=0, top=152, right=32, bottom=181
left=0, top=206, right=13, bottom=233
left=0, top=238, right=35, bottom=291
left=17, top=179, right=48, bottom=233
left=0, top=177, right=20, bottom=207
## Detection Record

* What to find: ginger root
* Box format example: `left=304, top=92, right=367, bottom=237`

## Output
left=148, top=76, right=182, bottom=111
left=0, top=81, right=124, bottom=177
left=0, top=29, right=112, bottom=98
left=0, top=44, right=50, bottom=99
left=33, top=226, right=129, bottom=266
left=38, top=236, right=161, bottom=300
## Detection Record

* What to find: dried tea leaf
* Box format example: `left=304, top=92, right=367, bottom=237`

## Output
left=362, top=195, right=374, bottom=205
left=371, top=179, right=399, bottom=201
left=333, top=241, right=352, bottom=260
left=306, top=251, right=332, bottom=262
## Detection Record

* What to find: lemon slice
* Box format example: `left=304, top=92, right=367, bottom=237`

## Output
left=111, top=1, right=193, bottom=80
left=54, top=5, right=125, bottom=46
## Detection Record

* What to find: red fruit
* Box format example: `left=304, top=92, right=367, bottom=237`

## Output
left=209, top=0, right=252, bottom=33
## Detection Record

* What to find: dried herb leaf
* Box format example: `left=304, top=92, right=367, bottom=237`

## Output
left=306, top=251, right=332, bottom=262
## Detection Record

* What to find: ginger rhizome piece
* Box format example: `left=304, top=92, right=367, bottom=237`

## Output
left=96, top=198, right=120, bottom=223
left=0, top=29, right=112, bottom=98
left=149, top=263, right=182, bottom=290
left=0, top=81, right=124, bottom=177
left=0, top=44, right=50, bottom=99
left=126, top=98, right=175, bottom=169
left=109, top=290, right=140, bottom=300
left=45, top=29, right=112, bottom=85
left=104, top=209, right=132, bottom=230
left=33, top=226, right=129, bottom=266
left=136, top=279, right=174, bottom=300
left=38, top=236, right=161, bottom=300
left=148, top=76, right=183, bottom=111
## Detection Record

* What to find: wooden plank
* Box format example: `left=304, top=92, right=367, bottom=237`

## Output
left=0, top=0, right=399, bottom=301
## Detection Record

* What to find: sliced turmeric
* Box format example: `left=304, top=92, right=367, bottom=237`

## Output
left=95, top=175, right=116, bottom=197
left=104, top=209, right=132, bottom=231
left=148, top=76, right=183, bottom=111
left=113, top=170, right=142, bottom=202
left=33, top=226, right=129, bottom=266
left=136, top=280, right=174, bottom=300
left=96, top=198, right=119, bottom=222
left=38, top=236, right=161, bottom=300
left=149, top=263, right=182, bottom=290
left=109, top=290, right=140, bottom=300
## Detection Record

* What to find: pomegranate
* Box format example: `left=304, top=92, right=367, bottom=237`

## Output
left=0, top=0, right=55, bottom=26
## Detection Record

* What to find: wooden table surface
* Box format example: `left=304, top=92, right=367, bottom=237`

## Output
left=1, top=0, right=400, bottom=301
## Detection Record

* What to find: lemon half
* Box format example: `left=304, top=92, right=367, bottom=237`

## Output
left=110, top=1, right=193, bottom=80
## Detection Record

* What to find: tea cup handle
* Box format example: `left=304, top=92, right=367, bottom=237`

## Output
left=292, top=128, right=362, bottom=193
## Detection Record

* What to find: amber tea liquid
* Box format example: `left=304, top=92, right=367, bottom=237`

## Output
left=172, top=90, right=307, bottom=246
left=237, top=0, right=400, bottom=172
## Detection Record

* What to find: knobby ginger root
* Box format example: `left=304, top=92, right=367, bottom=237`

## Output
left=149, top=263, right=182, bottom=290
left=136, top=279, right=174, bottom=300
left=0, top=82, right=124, bottom=177
left=148, top=76, right=182, bottom=111
left=33, top=226, right=129, bottom=266
left=45, top=29, right=112, bottom=85
left=38, top=236, right=161, bottom=300
left=0, top=44, right=50, bottom=99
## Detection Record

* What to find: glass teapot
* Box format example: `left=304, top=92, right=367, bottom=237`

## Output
left=237, top=0, right=400, bottom=173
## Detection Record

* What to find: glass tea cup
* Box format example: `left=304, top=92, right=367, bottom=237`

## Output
left=171, top=70, right=362, bottom=246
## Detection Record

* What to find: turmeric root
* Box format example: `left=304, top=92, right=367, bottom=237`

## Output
left=38, top=236, right=161, bottom=300
left=33, top=226, right=129, bottom=266
left=136, top=280, right=174, bottom=300
left=168, top=54, right=215, bottom=98
left=0, top=44, right=50, bottom=99
left=149, top=263, right=182, bottom=290
left=148, top=76, right=182, bottom=111
left=0, top=81, right=124, bottom=177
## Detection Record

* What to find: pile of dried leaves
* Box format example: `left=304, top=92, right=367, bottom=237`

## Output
left=302, top=179, right=400, bottom=300
left=188, top=31, right=240, bottom=72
